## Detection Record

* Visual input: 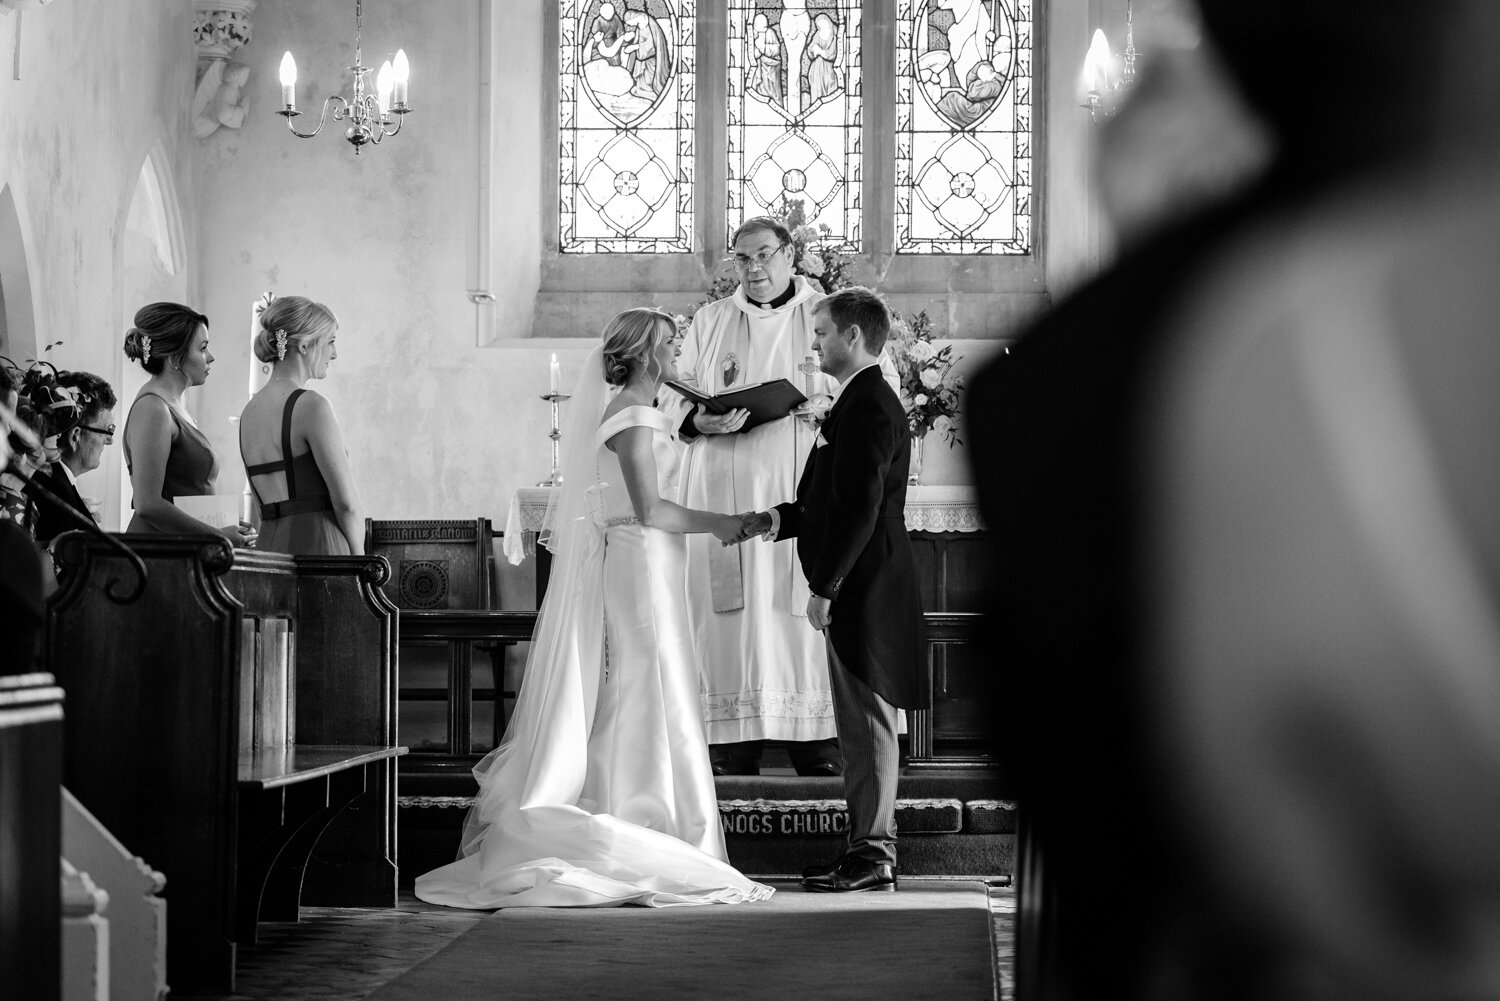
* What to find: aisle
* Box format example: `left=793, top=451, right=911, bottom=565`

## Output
left=366, top=879, right=997, bottom=1001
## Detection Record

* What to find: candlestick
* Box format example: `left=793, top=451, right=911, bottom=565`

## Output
left=538, top=392, right=571, bottom=487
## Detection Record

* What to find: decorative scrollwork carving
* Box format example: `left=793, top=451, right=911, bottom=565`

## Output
left=198, top=537, right=236, bottom=575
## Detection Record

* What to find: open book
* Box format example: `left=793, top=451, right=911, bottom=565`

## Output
left=665, top=378, right=808, bottom=433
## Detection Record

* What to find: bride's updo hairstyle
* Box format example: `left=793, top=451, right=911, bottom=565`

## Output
left=600, top=307, right=677, bottom=386
left=254, top=295, right=338, bottom=364
left=123, top=302, right=210, bottom=375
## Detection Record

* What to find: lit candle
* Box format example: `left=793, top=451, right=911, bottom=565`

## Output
left=549, top=353, right=560, bottom=394
left=279, top=51, right=298, bottom=109
left=392, top=49, right=410, bottom=108
left=376, top=60, right=394, bottom=116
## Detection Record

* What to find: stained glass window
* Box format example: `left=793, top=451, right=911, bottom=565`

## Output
left=726, top=0, right=862, bottom=252
left=559, top=0, right=695, bottom=253
left=896, top=0, right=1032, bottom=254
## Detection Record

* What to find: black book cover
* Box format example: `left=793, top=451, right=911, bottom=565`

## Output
left=665, top=378, right=808, bottom=433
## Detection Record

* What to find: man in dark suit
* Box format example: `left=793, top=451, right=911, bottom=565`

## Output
left=742, top=286, right=925, bottom=892
left=33, top=371, right=116, bottom=545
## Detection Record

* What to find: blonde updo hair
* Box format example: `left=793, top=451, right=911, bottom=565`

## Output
left=600, top=307, right=677, bottom=387
left=253, top=295, right=338, bottom=364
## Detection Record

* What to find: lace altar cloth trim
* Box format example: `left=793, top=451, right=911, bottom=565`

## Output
left=702, top=689, right=836, bottom=723
left=964, top=799, right=1020, bottom=835
left=505, top=485, right=984, bottom=563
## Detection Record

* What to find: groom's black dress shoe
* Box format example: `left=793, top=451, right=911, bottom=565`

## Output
left=801, top=855, right=846, bottom=880
left=803, top=855, right=897, bottom=893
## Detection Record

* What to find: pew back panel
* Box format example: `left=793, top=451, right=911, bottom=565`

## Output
left=48, top=533, right=403, bottom=995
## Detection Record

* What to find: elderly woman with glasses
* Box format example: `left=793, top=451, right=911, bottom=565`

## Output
left=34, top=370, right=117, bottom=545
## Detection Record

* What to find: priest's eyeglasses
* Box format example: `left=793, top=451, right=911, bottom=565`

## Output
left=80, top=424, right=116, bottom=441
left=730, top=243, right=789, bottom=271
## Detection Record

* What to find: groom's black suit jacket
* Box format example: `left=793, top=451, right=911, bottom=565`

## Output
left=773, top=366, right=925, bottom=709
left=31, top=464, right=96, bottom=545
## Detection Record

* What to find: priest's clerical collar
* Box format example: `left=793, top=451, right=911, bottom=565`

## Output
left=749, top=281, right=798, bottom=310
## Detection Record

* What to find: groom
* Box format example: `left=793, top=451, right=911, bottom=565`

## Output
left=740, top=286, right=925, bottom=892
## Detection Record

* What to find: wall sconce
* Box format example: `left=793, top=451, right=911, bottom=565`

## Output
left=1081, top=0, right=1137, bottom=123
left=275, top=0, right=410, bottom=153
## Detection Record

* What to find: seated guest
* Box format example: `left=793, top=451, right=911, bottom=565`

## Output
left=1, top=392, right=52, bottom=536
left=122, top=302, right=256, bottom=547
left=0, top=365, right=39, bottom=533
left=239, top=294, right=363, bottom=555
left=0, top=377, right=44, bottom=671
left=34, top=370, right=117, bottom=544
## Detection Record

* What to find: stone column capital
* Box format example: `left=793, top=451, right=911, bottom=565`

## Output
left=193, top=0, right=257, bottom=60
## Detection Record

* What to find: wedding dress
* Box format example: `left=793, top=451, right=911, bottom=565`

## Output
left=415, top=353, right=772, bottom=908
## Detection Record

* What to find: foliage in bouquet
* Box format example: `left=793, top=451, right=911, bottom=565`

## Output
left=888, top=310, right=963, bottom=446
left=698, top=197, right=860, bottom=308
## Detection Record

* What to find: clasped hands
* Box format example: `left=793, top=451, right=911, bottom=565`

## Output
left=713, top=509, right=773, bottom=547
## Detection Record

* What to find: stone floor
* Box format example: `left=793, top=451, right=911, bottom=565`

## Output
left=202, top=883, right=1016, bottom=1000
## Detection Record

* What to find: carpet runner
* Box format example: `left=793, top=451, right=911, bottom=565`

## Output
left=365, top=878, right=996, bottom=1001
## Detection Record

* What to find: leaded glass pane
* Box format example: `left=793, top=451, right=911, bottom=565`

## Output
left=896, top=0, right=1032, bottom=254
left=727, top=1, right=862, bottom=252
left=559, top=0, right=695, bottom=253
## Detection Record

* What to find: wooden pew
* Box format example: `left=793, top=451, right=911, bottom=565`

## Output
left=46, top=533, right=405, bottom=996
left=0, top=671, right=65, bottom=1001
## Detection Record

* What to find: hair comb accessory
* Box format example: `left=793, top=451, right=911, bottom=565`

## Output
left=275, top=329, right=288, bottom=361
left=140, top=334, right=152, bottom=359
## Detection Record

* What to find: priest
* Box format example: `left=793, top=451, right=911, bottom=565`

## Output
left=666, top=215, right=896, bottom=776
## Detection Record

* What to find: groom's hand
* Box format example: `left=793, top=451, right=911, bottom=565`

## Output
left=806, top=595, right=832, bottom=631
left=739, top=510, right=772, bottom=541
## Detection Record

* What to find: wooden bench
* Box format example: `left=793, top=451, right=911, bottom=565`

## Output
left=0, top=671, right=65, bottom=1001
left=46, top=533, right=405, bottom=996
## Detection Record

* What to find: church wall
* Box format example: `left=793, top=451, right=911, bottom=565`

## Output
left=185, top=2, right=1130, bottom=541
left=0, top=0, right=199, bottom=529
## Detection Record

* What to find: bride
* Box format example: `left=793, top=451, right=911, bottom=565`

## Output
left=415, top=308, right=773, bottom=908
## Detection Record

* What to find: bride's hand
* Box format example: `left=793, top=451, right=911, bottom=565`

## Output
left=711, top=514, right=746, bottom=546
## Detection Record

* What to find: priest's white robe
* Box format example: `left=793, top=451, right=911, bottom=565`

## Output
left=665, top=277, right=900, bottom=744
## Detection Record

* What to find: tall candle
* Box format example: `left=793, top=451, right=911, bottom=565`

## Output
left=549, top=353, right=560, bottom=394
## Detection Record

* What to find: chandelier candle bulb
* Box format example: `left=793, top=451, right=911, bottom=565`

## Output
left=279, top=51, right=297, bottom=108
left=392, top=48, right=409, bottom=108
left=377, top=60, right=394, bottom=115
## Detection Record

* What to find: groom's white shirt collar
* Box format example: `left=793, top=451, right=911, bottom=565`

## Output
left=829, top=361, right=880, bottom=405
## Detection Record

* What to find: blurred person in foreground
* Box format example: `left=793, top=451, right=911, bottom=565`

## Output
left=968, top=1, right=1499, bottom=998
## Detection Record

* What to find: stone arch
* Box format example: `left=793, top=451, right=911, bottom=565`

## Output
left=113, top=141, right=189, bottom=529
left=0, top=182, right=40, bottom=370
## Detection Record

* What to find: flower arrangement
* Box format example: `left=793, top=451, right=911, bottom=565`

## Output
left=888, top=310, right=963, bottom=446
left=699, top=196, right=859, bottom=307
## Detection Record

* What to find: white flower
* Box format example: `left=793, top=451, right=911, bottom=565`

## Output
left=913, top=393, right=929, bottom=407
left=907, top=340, right=937, bottom=363
left=920, top=367, right=942, bottom=389
left=798, top=254, right=825, bottom=276
left=933, top=415, right=954, bottom=434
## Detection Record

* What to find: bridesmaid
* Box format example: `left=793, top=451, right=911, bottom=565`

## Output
left=121, top=302, right=256, bottom=546
left=238, top=294, right=363, bottom=555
